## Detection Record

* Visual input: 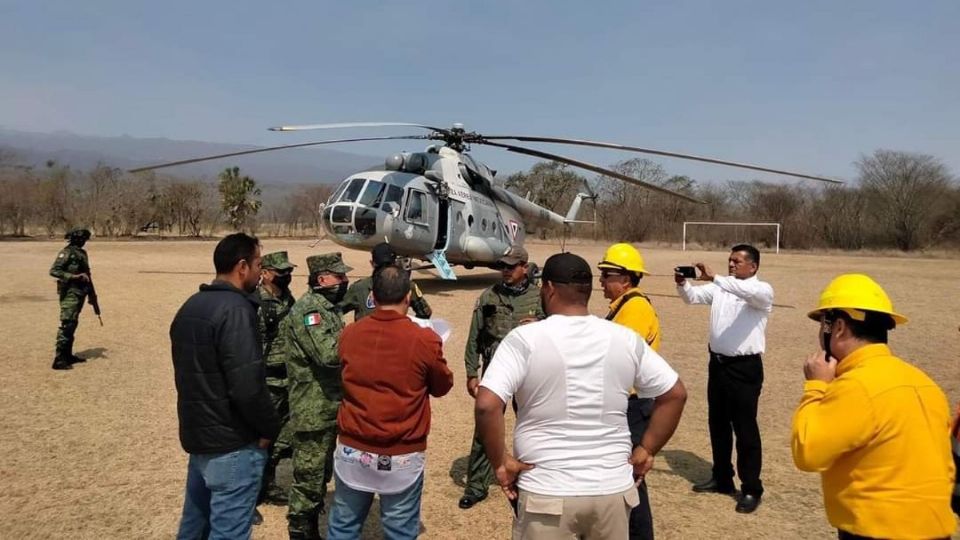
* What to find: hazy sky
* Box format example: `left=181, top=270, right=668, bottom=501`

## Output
left=1, top=0, right=957, bottom=183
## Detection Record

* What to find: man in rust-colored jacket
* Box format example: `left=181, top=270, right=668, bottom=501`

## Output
left=327, top=264, right=453, bottom=539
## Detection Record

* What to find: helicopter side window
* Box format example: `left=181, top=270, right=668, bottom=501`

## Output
left=358, top=180, right=385, bottom=208
left=339, top=178, right=366, bottom=203
left=405, top=190, right=428, bottom=225
left=381, top=185, right=403, bottom=210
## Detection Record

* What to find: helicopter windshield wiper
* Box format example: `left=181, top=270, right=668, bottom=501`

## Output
left=128, top=135, right=430, bottom=173
left=479, top=135, right=842, bottom=184
left=480, top=140, right=705, bottom=204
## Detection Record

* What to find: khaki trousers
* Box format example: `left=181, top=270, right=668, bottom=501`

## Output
left=513, top=487, right=639, bottom=539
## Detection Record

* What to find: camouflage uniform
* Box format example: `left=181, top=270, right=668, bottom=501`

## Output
left=49, top=228, right=92, bottom=370
left=282, top=253, right=351, bottom=539
left=462, top=277, right=544, bottom=502
left=339, top=276, right=432, bottom=321
left=257, top=251, right=297, bottom=503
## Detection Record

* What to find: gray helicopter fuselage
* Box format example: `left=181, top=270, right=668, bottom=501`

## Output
left=320, top=146, right=567, bottom=266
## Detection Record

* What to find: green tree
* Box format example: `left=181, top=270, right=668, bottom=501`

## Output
left=218, top=166, right=262, bottom=231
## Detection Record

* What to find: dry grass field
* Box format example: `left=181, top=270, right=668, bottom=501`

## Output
left=1, top=239, right=957, bottom=539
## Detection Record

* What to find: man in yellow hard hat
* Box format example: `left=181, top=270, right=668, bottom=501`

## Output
left=598, top=243, right=661, bottom=540
left=792, top=274, right=956, bottom=539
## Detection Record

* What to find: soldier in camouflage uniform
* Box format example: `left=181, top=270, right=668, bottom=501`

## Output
left=281, top=253, right=351, bottom=540
left=49, top=227, right=93, bottom=370
left=339, top=242, right=432, bottom=321
left=459, top=246, right=544, bottom=510
left=257, top=251, right=298, bottom=506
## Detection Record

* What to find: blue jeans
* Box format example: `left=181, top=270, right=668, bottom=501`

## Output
left=176, top=444, right=268, bottom=540
left=326, top=471, right=423, bottom=540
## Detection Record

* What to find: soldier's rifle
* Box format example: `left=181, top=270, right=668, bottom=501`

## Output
left=86, top=274, right=103, bottom=326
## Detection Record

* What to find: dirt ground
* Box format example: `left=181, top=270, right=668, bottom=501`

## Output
left=1, top=239, right=957, bottom=539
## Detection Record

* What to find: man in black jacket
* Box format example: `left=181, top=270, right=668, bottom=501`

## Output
left=171, top=233, right=281, bottom=540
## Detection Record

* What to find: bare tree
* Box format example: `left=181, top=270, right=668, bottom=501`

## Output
left=857, top=150, right=953, bottom=250
left=594, top=158, right=669, bottom=242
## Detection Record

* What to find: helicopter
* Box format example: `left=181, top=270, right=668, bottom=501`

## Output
left=131, top=122, right=841, bottom=279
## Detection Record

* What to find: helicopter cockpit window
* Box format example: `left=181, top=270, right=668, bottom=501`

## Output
left=381, top=185, right=403, bottom=210
left=339, top=178, right=366, bottom=203
left=358, top=180, right=386, bottom=208
left=405, top=190, right=428, bottom=224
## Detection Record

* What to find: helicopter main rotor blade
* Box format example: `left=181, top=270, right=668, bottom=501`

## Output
left=480, top=141, right=705, bottom=204
left=480, top=135, right=842, bottom=184
left=269, top=122, right=449, bottom=133
left=128, top=135, right=429, bottom=173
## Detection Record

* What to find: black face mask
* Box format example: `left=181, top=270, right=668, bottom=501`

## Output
left=317, top=282, right=348, bottom=304
left=273, top=273, right=292, bottom=290
left=71, top=239, right=87, bottom=249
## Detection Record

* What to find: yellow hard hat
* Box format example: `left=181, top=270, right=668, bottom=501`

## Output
left=598, top=243, right=646, bottom=275
left=807, top=273, right=907, bottom=326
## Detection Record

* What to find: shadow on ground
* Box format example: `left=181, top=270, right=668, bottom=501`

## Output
left=659, top=449, right=712, bottom=486
left=75, top=347, right=108, bottom=360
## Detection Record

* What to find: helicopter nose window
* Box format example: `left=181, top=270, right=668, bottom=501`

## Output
left=358, top=180, right=386, bottom=208
left=339, top=178, right=366, bottom=203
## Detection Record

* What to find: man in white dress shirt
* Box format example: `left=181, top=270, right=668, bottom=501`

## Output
left=675, top=244, right=772, bottom=514
left=476, top=252, right=687, bottom=539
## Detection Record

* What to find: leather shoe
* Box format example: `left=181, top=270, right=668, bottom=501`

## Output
left=692, top=478, right=735, bottom=494
left=458, top=492, right=487, bottom=509
left=735, top=494, right=761, bottom=514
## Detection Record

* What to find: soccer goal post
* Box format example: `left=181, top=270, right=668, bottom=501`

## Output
left=682, top=222, right=781, bottom=254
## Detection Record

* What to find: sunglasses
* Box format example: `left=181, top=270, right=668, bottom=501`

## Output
left=599, top=271, right=625, bottom=279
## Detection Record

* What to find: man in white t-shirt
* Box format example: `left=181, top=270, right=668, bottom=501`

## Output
left=475, top=252, right=688, bottom=539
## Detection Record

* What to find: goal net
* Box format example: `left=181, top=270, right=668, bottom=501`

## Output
left=682, top=222, right=781, bottom=254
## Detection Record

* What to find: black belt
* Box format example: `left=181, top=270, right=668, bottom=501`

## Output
left=709, top=349, right=761, bottom=364
left=265, top=364, right=287, bottom=379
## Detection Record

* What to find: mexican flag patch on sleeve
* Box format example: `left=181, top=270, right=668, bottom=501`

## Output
left=304, top=312, right=322, bottom=326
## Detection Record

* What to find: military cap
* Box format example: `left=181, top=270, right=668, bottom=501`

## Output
left=262, top=251, right=296, bottom=271
left=497, top=246, right=529, bottom=267
left=64, top=227, right=91, bottom=240
left=541, top=252, right=592, bottom=284
left=307, top=252, right=353, bottom=275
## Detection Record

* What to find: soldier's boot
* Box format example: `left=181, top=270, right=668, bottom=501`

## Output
left=288, top=515, right=321, bottom=540
left=56, top=320, right=84, bottom=365
left=52, top=355, right=73, bottom=370
left=53, top=332, right=74, bottom=370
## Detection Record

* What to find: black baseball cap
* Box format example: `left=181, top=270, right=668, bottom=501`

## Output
left=541, top=252, right=593, bottom=284
left=371, top=242, right=397, bottom=268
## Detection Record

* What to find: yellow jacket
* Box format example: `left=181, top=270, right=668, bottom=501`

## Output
left=607, top=288, right=660, bottom=352
left=791, top=344, right=957, bottom=538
